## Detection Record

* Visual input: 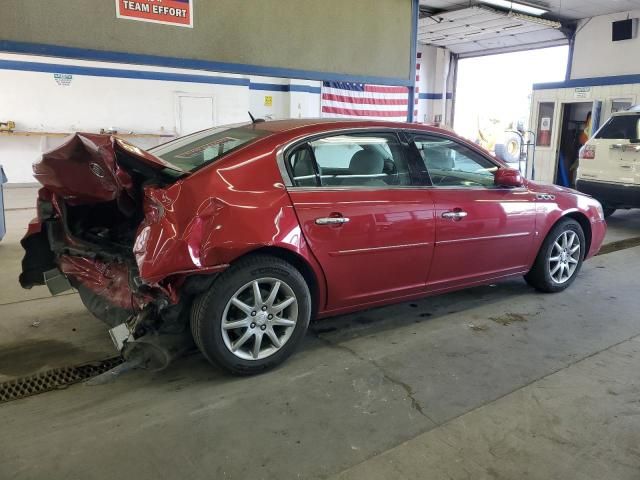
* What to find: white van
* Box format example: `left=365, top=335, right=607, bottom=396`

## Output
left=577, top=105, right=640, bottom=217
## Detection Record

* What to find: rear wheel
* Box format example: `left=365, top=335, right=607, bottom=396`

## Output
left=525, top=218, right=585, bottom=293
left=191, top=255, right=311, bottom=375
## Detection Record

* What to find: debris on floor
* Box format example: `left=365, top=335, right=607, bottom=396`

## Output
left=468, top=323, right=490, bottom=332
left=490, top=313, right=528, bottom=326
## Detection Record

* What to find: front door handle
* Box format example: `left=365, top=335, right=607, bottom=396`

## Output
left=315, top=216, right=350, bottom=225
left=442, top=210, right=468, bottom=221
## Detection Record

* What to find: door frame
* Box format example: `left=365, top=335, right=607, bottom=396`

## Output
left=173, top=92, right=216, bottom=136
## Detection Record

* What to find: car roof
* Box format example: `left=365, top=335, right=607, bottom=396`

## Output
left=249, top=118, right=454, bottom=136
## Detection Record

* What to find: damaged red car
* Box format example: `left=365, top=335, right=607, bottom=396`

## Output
left=20, top=119, right=607, bottom=374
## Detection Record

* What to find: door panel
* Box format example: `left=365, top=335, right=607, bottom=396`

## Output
left=406, top=132, right=537, bottom=291
left=427, top=188, right=537, bottom=290
left=288, top=188, right=435, bottom=310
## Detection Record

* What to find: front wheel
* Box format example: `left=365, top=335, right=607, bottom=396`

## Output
left=191, top=255, right=311, bottom=375
left=525, top=218, right=585, bottom=293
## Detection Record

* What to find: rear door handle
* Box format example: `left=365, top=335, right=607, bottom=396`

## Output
left=442, top=210, right=468, bottom=220
left=315, top=217, right=350, bottom=225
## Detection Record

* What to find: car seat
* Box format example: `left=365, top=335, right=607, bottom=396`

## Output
left=344, top=150, right=387, bottom=186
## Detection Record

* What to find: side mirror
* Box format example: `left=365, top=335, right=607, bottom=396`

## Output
left=494, top=168, right=524, bottom=188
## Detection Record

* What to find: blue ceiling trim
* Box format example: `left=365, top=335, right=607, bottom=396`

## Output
left=533, top=74, right=640, bottom=90
left=0, top=40, right=413, bottom=87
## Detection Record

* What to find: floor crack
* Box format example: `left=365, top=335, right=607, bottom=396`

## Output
left=311, top=330, right=437, bottom=424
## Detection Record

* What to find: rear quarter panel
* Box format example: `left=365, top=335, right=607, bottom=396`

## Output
left=134, top=138, right=327, bottom=306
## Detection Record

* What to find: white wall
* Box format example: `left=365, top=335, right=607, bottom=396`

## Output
left=571, top=10, right=640, bottom=79
left=415, top=44, right=455, bottom=126
left=0, top=53, right=322, bottom=183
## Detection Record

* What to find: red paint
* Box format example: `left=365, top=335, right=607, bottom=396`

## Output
left=22, top=120, right=606, bottom=320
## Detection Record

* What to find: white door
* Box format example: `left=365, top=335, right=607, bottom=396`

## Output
left=177, top=95, right=215, bottom=136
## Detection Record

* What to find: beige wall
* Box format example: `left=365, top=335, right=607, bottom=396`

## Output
left=0, top=0, right=414, bottom=81
left=572, top=10, right=640, bottom=80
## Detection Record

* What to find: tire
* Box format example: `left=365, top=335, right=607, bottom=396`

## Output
left=191, top=254, right=311, bottom=375
left=524, top=218, right=586, bottom=293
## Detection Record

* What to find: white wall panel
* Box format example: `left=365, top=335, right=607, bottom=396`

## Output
left=571, top=10, right=640, bottom=79
left=0, top=54, right=321, bottom=183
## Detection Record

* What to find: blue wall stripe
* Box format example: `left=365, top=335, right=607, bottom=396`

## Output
left=0, top=59, right=325, bottom=93
left=0, top=40, right=413, bottom=87
left=533, top=74, right=640, bottom=90
left=0, top=59, right=250, bottom=86
left=418, top=92, right=453, bottom=100
left=249, top=83, right=321, bottom=94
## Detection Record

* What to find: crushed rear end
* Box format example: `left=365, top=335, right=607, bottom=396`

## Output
left=19, top=133, right=206, bottom=369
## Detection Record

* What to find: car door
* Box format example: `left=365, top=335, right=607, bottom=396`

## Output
left=285, top=130, right=436, bottom=311
left=407, top=133, right=537, bottom=292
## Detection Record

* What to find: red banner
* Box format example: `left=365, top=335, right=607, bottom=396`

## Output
left=116, top=0, right=193, bottom=28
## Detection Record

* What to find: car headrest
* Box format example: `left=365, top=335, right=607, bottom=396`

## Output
left=428, top=147, right=454, bottom=170
left=293, top=150, right=315, bottom=177
left=349, top=150, right=384, bottom=175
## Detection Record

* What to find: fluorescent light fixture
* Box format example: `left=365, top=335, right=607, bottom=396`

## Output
left=479, top=0, right=548, bottom=16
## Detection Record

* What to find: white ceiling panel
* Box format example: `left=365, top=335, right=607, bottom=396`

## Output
left=418, top=5, right=567, bottom=56
left=420, top=0, right=640, bottom=20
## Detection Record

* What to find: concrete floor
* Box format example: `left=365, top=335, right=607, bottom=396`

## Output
left=1, top=186, right=639, bottom=480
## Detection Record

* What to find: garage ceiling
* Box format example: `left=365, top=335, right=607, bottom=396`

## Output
left=419, top=0, right=640, bottom=57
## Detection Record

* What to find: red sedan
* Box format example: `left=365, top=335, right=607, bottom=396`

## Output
left=20, top=119, right=607, bottom=374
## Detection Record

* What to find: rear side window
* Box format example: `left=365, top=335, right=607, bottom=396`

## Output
left=288, top=132, right=411, bottom=187
left=595, top=115, right=640, bottom=140
left=151, top=125, right=268, bottom=171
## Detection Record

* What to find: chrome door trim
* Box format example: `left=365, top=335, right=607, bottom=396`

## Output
left=329, top=241, right=432, bottom=257
left=435, top=231, right=531, bottom=246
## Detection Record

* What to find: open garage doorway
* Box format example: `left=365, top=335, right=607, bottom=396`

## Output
left=454, top=46, right=569, bottom=171
left=555, top=102, right=593, bottom=188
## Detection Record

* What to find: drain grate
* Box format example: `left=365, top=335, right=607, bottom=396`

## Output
left=0, top=357, right=123, bottom=404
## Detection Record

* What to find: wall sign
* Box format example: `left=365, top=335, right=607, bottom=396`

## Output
left=264, top=96, right=273, bottom=107
left=54, top=73, right=73, bottom=86
left=574, top=87, right=591, bottom=99
left=116, top=0, right=193, bottom=28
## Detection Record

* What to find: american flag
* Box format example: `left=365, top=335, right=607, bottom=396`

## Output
left=321, top=81, right=410, bottom=122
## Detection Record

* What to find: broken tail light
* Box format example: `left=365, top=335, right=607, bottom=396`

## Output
left=579, top=144, right=596, bottom=160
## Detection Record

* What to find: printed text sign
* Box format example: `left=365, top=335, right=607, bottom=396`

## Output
left=116, top=0, right=193, bottom=28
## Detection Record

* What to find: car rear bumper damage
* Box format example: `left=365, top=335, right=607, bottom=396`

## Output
left=576, top=180, right=640, bottom=209
left=18, top=133, right=228, bottom=370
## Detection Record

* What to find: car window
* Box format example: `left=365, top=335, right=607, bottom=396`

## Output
left=151, top=125, right=268, bottom=171
left=411, top=136, right=498, bottom=188
left=595, top=114, right=640, bottom=140
left=288, top=132, right=411, bottom=187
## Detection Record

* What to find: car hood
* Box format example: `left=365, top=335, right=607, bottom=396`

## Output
left=33, top=133, right=186, bottom=210
left=527, top=180, right=581, bottom=196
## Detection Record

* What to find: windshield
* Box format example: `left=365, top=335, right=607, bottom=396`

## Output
left=150, top=124, right=269, bottom=171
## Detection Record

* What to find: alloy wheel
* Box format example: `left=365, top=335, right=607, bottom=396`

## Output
left=548, top=230, right=581, bottom=284
left=221, top=278, right=298, bottom=361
